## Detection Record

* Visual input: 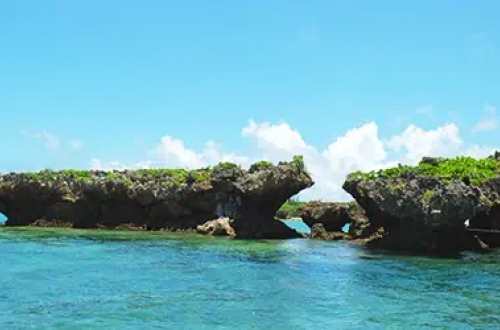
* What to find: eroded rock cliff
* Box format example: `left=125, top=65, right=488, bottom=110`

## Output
left=343, top=155, right=500, bottom=254
left=0, top=156, right=313, bottom=239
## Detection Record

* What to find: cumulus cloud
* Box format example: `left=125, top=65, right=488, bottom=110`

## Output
left=153, top=137, right=250, bottom=169
left=242, top=120, right=311, bottom=157
left=472, top=105, right=498, bottom=133
left=241, top=120, right=496, bottom=200
left=88, top=119, right=498, bottom=201
left=387, top=123, right=463, bottom=164
left=241, top=121, right=394, bottom=200
left=91, top=137, right=251, bottom=171
left=323, top=122, right=388, bottom=173
left=464, top=145, right=496, bottom=159
left=153, top=136, right=205, bottom=169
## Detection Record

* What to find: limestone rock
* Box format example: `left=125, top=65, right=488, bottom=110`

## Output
left=300, top=201, right=372, bottom=239
left=310, top=223, right=349, bottom=240
left=343, top=156, right=500, bottom=254
left=196, top=218, right=236, bottom=237
left=0, top=157, right=313, bottom=239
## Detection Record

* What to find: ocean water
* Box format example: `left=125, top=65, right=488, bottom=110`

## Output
left=1, top=224, right=500, bottom=330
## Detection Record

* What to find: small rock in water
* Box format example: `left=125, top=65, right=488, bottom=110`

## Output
left=196, top=218, right=236, bottom=237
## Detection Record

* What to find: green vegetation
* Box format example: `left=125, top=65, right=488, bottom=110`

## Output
left=276, top=199, right=306, bottom=219
left=23, top=169, right=93, bottom=183
left=348, top=156, right=500, bottom=186
left=135, top=168, right=190, bottom=186
left=249, top=160, right=274, bottom=173
left=212, top=162, right=240, bottom=172
left=189, top=169, right=212, bottom=183
left=291, top=155, right=306, bottom=172
left=421, top=190, right=436, bottom=204
left=13, top=157, right=303, bottom=187
left=135, top=168, right=212, bottom=185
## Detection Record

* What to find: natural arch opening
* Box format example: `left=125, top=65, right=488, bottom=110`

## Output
left=275, top=197, right=311, bottom=235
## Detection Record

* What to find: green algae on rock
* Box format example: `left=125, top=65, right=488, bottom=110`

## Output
left=0, top=157, right=313, bottom=239
left=343, top=154, right=500, bottom=254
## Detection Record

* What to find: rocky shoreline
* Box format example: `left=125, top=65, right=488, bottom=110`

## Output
left=2, top=154, right=500, bottom=255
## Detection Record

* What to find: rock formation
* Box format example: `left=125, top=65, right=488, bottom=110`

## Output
left=196, top=218, right=236, bottom=237
left=343, top=155, right=500, bottom=254
left=0, top=156, right=313, bottom=239
left=309, top=223, right=349, bottom=240
left=300, top=201, right=370, bottom=238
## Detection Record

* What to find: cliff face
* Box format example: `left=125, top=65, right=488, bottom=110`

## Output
left=343, top=156, right=500, bottom=254
left=0, top=157, right=313, bottom=239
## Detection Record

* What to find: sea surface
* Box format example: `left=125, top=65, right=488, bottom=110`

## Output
left=1, top=221, right=500, bottom=329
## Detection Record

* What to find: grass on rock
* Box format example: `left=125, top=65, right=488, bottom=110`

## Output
left=11, top=156, right=307, bottom=188
left=348, top=156, right=500, bottom=186
left=277, top=199, right=306, bottom=219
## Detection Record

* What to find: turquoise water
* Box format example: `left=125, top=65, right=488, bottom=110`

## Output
left=282, top=219, right=349, bottom=234
left=1, top=226, right=500, bottom=329
left=283, top=219, right=311, bottom=234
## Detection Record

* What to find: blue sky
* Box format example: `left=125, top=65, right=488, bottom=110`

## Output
left=2, top=1, right=500, bottom=199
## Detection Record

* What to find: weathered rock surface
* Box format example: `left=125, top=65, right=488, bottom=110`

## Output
left=0, top=157, right=313, bottom=239
left=196, top=218, right=236, bottom=237
left=309, top=223, right=349, bottom=240
left=300, top=201, right=371, bottom=239
left=343, top=157, right=500, bottom=254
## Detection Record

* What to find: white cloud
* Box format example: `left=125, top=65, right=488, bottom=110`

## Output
left=472, top=105, right=498, bottom=133
left=387, top=123, right=463, bottom=164
left=153, top=136, right=205, bottom=169
left=201, top=141, right=251, bottom=166
left=91, top=137, right=251, bottom=171
left=87, top=119, right=498, bottom=202
left=464, top=145, right=496, bottom=159
left=242, top=120, right=310, bottom=156
left=153, top=136, right=250, bottom=169
left=323, top=122, right=388, bottom=173
left=241, top=121, right=393, bottom=201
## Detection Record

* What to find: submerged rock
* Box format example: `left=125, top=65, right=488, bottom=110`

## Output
left=196, top=218, right=236, bottom=237
left=343, top=155, right=500, bottom=254
left=0, top=157, right=313, bottom=239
